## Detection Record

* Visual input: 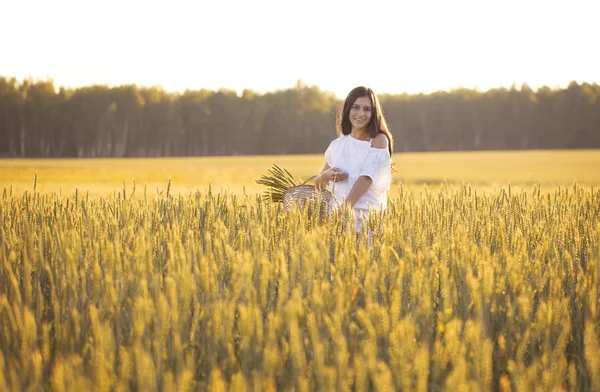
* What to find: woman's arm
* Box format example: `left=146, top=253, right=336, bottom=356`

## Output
left=345, top=176, right=373, bottom=207
left=345, top=133, right=389, bottom=207
left=314, top=163, right=331, bottom=189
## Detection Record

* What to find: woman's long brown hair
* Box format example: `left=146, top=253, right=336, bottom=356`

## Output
left=338, top=86, right=394, bottom=157
left=337, top=86, right=395, bottom=160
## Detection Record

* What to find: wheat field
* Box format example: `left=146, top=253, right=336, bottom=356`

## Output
left=1, top=151, right=599, bottom=391
left=2, top=149, right=599, bottom=197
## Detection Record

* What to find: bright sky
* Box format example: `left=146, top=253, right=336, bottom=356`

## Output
left=1, top=0, right=598, bottom=98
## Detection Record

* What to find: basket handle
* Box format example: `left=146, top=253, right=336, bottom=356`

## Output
left=301, top=175, right=318, bottom=185
left=302, top=174, right=344, bottom=209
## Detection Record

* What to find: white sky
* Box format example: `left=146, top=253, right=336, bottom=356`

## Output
left=1, top=0, right=598, bottom=98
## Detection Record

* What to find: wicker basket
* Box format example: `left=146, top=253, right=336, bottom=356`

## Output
left=255, top=165, right=334, bottom=216
left=283, top=184, right=332, bottom=213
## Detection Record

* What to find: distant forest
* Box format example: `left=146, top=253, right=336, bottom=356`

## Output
left=1, top=76, right=599, bottom=157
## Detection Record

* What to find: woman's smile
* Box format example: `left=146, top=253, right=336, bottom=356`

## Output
left=349, top=96, right=373, bottom=129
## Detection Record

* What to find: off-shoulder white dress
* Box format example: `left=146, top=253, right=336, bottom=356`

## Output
left=324, top=134, right=392, bottom=229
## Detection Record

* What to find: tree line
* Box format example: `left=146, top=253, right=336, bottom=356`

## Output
left=0, top=76, right=598, bottom=158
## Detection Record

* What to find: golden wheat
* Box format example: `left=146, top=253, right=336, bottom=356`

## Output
left=0, top=183, right=598, bottom=391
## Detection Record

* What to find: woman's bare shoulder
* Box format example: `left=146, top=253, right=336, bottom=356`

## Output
left=371, top=133, right=389, bottom=149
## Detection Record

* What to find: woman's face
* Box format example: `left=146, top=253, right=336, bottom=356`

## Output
left=349, top=96, right=372, bottom=130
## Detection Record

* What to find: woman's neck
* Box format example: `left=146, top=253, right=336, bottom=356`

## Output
left=350, top=127, right=370, bottom=141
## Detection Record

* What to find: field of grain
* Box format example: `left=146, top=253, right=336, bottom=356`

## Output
left=1, top=150, right=599, bottom=197
left=1, top=150, right=599, bottom=390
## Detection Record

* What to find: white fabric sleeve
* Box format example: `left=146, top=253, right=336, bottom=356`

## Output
left=324, top=141, right=334, bottom=167
left=359, top=148, right=391, bottom=191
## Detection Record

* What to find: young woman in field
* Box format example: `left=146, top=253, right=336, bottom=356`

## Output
left=314, top=86, right=394, bottom=230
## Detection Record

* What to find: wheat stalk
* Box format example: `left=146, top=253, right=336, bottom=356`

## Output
left=255, top=164, right=299, bottom=203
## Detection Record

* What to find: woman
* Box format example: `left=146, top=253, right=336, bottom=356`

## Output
left=315, top=86, right=394, bottom=230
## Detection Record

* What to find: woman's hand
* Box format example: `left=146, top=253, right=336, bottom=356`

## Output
left=321, top=167, right=348, bottom=183
left=315, top=164, right=347, bottom=189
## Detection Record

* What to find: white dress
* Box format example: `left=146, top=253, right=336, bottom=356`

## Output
left=324, top=134, right=392, bottom=224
